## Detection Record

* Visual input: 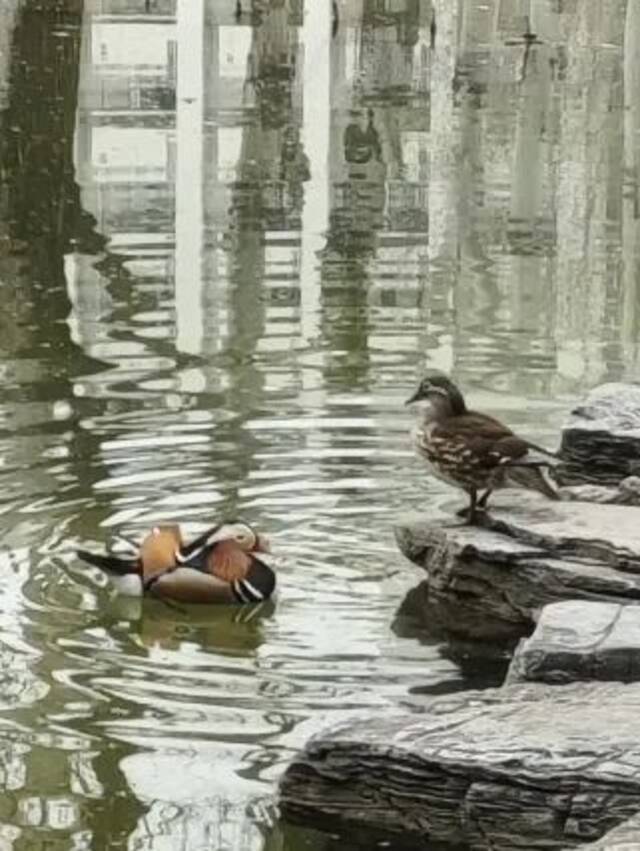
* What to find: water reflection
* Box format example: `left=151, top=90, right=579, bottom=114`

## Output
left=0, top=0, right=638, bottom=849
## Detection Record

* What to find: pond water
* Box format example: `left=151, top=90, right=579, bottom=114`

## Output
left=0, top=0, right=638, bottom=848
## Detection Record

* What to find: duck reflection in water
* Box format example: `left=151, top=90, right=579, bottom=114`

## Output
left=111, top=592, right=275, bottom=652
left=77, top=521, right=276, bottom=605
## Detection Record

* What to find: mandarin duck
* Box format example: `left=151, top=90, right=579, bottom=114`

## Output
left=406, top=374, right=558, bottom=523
left=76, top=521, right=275, bottom=604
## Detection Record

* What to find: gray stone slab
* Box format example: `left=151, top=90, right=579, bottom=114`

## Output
left=507, top=601, right=640, bottom=684
left=279, top=682, right=640, bottom=850
left=559, top=477, right=640, bottom=506
left=576, top=814, right=640, bottom=849
left=395, top=495, right=640, bottom=640
left=485, top=495, right=640, bottom=570
left=560, top=383, right=640, bottom=484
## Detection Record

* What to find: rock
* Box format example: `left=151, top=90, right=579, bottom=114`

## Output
left=395, top=577, right=527, bottom=649
left=559, top=383, right=640, bottom=485
left=559, top=476, right=640, bottom=506
left=577, top=813, right=640, bottom=849
left=395, top=494, right=640, bottom=640
left=507, top=600, right=640, bottom=684
left=480, top=496, right=640, bottom=569
left=621, top=476, right=640, bottom=502
left=279, top=682, right=640, bottom=850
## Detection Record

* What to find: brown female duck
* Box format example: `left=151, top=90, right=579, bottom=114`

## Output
left=77, top=521, right=275, bottom=604
left=406, top=374, right=558, bottom=523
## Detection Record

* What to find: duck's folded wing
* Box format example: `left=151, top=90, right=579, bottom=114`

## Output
left=151, top=568, right=237, bottom=604
left=491, top=436, right=559, bottom=469
left=232, top=558, right=276, bottom=603
left=449, top=412, right=514, bottom=439
left=437, top=416, right=553, bottom=470
left=152, top=561, right=276, bottom=605
left=431, top=417, right=523, bottom=469
left=76, top=550, right=138, bottom=576
left=479, top=434, right=559, bottom=498
left=502, top=462, right=558, bottom=498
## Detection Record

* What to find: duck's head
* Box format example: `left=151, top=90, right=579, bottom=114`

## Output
left=405, top=374, right=466, bottom=417
left=205, top=521, right=271, bottom=554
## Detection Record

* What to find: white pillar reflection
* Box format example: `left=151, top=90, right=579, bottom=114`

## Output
left=175, top=0, right=205, bottom=355
left=622, top=0, right=640, bottom=350
left=427, top=0, right=459, bottom=262
left=300, top=0, right=331, bottom=344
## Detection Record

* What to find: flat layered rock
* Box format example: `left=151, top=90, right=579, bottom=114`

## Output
left=483, top=497, right=640, bottom=569
left=507, top=600, right=640, bottom=684
left=395, top=495, right=640, bottom=640
left=559, top=476, right=640, bottom=506
left=280, top=682, right=640, bottom=850
left=577, top=813, right=640, bottom=849
left=560, top=383, right=640, bottom=484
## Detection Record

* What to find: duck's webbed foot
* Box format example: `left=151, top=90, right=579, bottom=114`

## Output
left=455, top=507, right=483, bottom=524
left=477, top=488, right=492, bottom=509
left=453, top=489, right=492, bottom=525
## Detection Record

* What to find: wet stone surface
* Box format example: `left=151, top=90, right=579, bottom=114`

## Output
left=280, top=681, right=640, bottom=850
left=507, top=600, right=640, bottom=685
left=329, top=385, right=640, bottom=849
left=559, top=383, right=640, bottom=485
left=559, top=475, right=640, bottom=505
left=576, top=813, right=640, bottom=849
left=395, top=494, right=640, bottom=640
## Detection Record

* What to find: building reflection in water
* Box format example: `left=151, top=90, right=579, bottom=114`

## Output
left=73, top=0, right=431, bottom=386
left=321, top=0, right=431, bottom=394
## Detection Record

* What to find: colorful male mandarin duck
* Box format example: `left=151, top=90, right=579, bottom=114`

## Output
left=406, top=374, right=558, bottom=523
left=76, top=522, right=275, bottom=604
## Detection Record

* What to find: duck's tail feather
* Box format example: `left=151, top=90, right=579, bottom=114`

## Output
left=76, top=550, right=138, bottom=576
left=524, top=441, right=561, bottom=462
left=503, top=463, right=559, bottom=499
left=108, top=535, right=140, bottom=557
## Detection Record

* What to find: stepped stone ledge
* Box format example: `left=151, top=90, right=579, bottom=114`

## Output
left=559, top=382, right=640, bottom=486
left=280, top=682, right=640, bottom=850
left=507, top=600, right=640, bottom=685
left=395, top=494, right=640, bottom=640
left=281, top=385, right=640, bottom=850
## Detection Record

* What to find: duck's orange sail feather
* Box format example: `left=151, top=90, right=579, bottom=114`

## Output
left=139, top=525, right=183, bottom=580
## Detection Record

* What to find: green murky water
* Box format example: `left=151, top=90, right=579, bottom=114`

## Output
left=0, top=0, right=637, bottom=848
